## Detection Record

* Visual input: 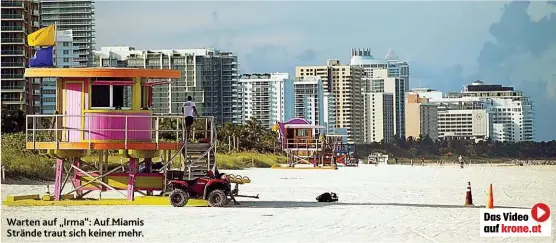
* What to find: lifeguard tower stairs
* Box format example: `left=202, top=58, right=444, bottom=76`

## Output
left=172, top=119, right=217, bottom=179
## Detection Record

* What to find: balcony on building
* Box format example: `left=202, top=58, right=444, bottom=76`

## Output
left=2, top=61, right=26, bottom=68
left=2, top=13, right=24, bottom=20
left=1, top=25, right=25, bottom=32
left=1, top=1, right=25, bottom=8
left=0, top=37, right=25, bottom=45
left=1, top=85, right=25, bottom=93
left=1, top=49, right=26, bottom=56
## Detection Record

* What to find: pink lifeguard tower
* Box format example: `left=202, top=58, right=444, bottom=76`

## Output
left=24, top=68, right=216, bottom=202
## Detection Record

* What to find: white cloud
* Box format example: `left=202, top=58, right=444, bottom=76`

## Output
left=94, top=1, right=511, bottom=71
left=527, top=1, right=556, bottom=21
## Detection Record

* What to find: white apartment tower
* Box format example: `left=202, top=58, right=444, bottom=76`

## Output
left=94, top=46, right=242, bottom=124
left=294, top=76, right=336, bottom=133
left=364, top=92, right=395, bottom=143
left=40, top=0, right=96, bottom=67
left=296, top=59, right=365, bottom=143
left=350, top=48, right=409, bottom=138
left=239, top=73, right=294, bottom=128
left=446, top=80, right=534, bottom=142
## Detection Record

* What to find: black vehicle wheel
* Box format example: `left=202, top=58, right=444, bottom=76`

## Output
left=207, top=189, right=227, bottom=207
left=169, top=189, right=189, bottom=207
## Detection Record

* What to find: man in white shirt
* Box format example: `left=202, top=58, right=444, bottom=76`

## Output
left=182, top=96, right=199, bottom=141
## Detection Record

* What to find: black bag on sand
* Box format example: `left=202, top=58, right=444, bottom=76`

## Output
left=316, top=192, right=338, bottom=202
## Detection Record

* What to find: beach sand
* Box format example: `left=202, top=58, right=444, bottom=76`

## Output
left=2, top=164, right=555, bottom=242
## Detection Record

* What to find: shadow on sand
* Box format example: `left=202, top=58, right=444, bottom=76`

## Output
left=234, top=201, right=529, bottom=209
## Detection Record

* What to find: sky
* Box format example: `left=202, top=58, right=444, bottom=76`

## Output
left=95, top=1, right=556, bottom=141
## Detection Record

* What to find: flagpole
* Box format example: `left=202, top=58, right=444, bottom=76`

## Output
left=53, top=22, right=58, bottom=67
left=53, top=22, right=58, bottom=120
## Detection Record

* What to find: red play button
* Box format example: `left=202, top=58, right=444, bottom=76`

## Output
left=531, top=203, right=550, bottom=223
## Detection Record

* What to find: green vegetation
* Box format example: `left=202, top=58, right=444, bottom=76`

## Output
left=216, top=152, right=285, bottom=169
left=1, top=133, right=54, bottom=180
left=357, top=134, right=556, bottom=161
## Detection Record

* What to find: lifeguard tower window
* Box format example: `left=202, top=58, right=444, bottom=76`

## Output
left=296, top=129, right=308, bottom=137
left=91, top=85, right=132, bottom=109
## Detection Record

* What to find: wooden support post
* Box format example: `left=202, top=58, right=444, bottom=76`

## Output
left=100, top=151, right=105, bottom=194
left=145, top=158, right=153, bottom=196
left=97, top=150, right=102, bottom=168
left=73, top=158, right=82, bottom=197
left=53, top=158, right=63, bottom=201
left=167, top=150, right=172, bottom=167
left=162, top=150, right=168, bottom=194
left=127, top=158, right=137, bottom=201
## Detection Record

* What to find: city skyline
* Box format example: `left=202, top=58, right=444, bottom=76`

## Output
left=92, top=1, right=556, bottom=141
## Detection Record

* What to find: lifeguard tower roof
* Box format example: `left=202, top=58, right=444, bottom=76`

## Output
left=25, top=68, right=180, bottom=79
left=284, top=124, right=326, bottom=129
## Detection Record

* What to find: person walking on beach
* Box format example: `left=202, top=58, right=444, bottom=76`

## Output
left=458, top=155, right=464, bottom=168
left=182, top=96, right=199, bottom=141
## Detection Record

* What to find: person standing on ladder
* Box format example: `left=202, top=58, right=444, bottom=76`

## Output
left=182, top=96, right=199, bottom=142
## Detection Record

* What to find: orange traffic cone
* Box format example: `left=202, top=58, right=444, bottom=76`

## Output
left=486, top=183, right=494, bottom=209
left=465, top=182, right=473, bottom=206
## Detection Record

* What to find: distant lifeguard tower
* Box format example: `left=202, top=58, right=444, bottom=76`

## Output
left=273, top=118, right=338, bottom=169
left=24, top=68, right=216, bottom=201
left=323, top=135, right=358, bottom=167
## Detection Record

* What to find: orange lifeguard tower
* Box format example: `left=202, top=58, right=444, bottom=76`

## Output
left=23, top=68, right=216, bottom=202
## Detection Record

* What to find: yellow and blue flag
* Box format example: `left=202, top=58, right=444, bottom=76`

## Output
left=27, top=25, right=55, bottom=46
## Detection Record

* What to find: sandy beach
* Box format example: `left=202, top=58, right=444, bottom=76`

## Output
left=2, top=164, right=555, bottom=242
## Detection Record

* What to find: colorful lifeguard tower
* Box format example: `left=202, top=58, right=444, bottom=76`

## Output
left=272, top=118, right=336, bottom=169
left=18, top=68, right=216, bottom=204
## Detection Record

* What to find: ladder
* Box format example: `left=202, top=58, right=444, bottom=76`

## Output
left=179, top=117, right=216, bottom=180
left=182, top=143, right=216, bottom=179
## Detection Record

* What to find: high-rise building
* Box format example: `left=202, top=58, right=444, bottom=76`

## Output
left=40, top=0, right=95, bottom=67
left=409, top=88, right=443, bottom=101
left=1, top=0, right=40, bottom=113
left=429, top=97, right=492, bottom=142
left=293, top=76, right=336, bottom=133
left=39, top=30, right=77, bottom=114
left=363, top=92, right=395, bottom=143
left=405, top=93, right=438, bottom=141
left=296, top=59, right=365, bottom=143
left=239, top=73, right=294, bottom=128
left=94, top=46, right=242, bottom=124
left=350, top=48, right=409, bottom=138
left=446, top=80, right=534, bottom=142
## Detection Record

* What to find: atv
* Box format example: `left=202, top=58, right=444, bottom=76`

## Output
left=166, top=170, right=258, bottom=207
